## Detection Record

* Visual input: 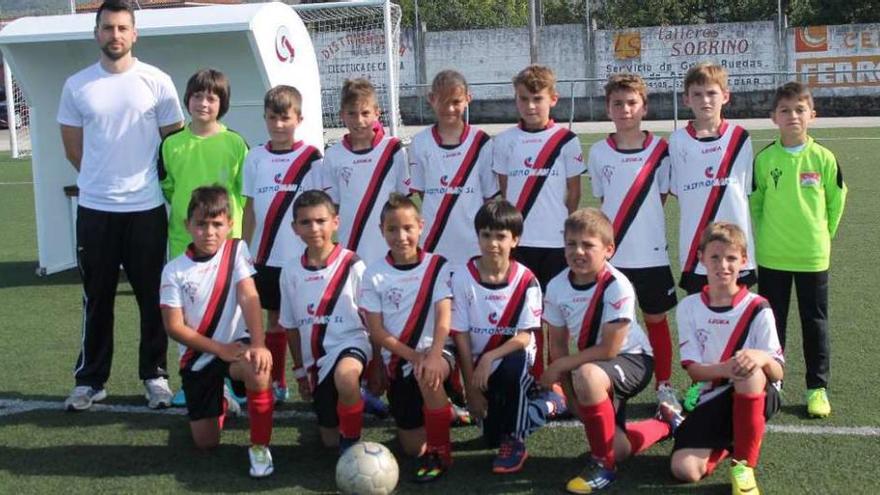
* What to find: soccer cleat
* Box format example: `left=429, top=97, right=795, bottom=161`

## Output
left=144, top=377, right=173, bottom=409
left=657, top=401, right=685, bottom=435
left=225, top=378, right=247, bottom=406
left=806, top=388, right=831, bottom=418
left=565, top=458, right=616, bottom=494
left=223, top=384, right=242, bottom=418
left=272, top=380, right=289, bottom=404
left=492, top=436, right=528, bottom=474
left=683, top=381, right=705, bottom=412
left=730, top=459, right=759, bottom=495
left=248, top=445, right=274, bottom=478
left=64, top=385, right=107, bottom=412
left=170, top=388, right=186, bottom=407
left=450, top=400, right=473, bottom=426
left=361, top=387, right=389, bottom=419
left=414, top=449, right=451, bottom=483
left=656, top=383, right=683, bottom=416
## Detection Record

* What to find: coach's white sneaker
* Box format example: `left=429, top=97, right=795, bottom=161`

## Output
left=144, top=377, right=173, bottom=409
left=65, top=385, right=107, bottom=411
left=248, top=445, right=274, bottom=478
left=224, top=384, right=242, bottom=417
left=656, top=383, right=683, bottom=416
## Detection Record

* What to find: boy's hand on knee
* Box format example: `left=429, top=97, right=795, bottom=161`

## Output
left=419, top=352, right=446, bottom=391
left=466, top=385, right=488, bottom=420
left=540, top=362, right=563, bottom=389
left=244, top=346, right=273, bottom=374
left=297, top=375, right=313, bottom=401
left=732, top=350, right=765, bottom=379
left=472, top=360, right=493, bottom=392
left=217, top=341, right=247, bottom=363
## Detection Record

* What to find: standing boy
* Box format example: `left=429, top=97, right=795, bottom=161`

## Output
left=360, top=194, right=455, bottom=482
left=669, top=62, right=756, bottom=295
left=279, top=190, right=372, bottom=452
left=751, top=82, right=846, bottom=418
left=671, top=222, right=784, bottom=495
left=492, top=65, right=585, bottom=377
left=160, top=186, right=275, bottom=478
left=451, top=200, right=566, bottom=474
left=242, top=85, right=323, bottom=403
left=541, top=208, right=681, bottom=494
left=587, top=74, right=679, bottom=409
left=323, top=78, right=410, bottom=265
left=159, top=68, right=248, bottom=259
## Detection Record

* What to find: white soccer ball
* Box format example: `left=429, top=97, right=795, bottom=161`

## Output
left=336, top=441, right=399, bottom=495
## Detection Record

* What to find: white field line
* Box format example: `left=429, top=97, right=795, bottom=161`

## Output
left=1, top=398, right=878, bottom=437
left=0, top=181, right=32, bottom=185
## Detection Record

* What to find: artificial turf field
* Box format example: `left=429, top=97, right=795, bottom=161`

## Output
left=1, top=127, right=878, bottom=494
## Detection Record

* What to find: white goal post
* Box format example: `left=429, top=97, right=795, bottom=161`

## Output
left=292, top=0, right=403, bottom=138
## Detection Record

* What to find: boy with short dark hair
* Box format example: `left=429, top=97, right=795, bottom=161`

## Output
left=587, top=73, right=679, bottom=410
left=323, top=78, right=410, bottom=265
left=751, top=81, right=846, bottom=418
left=242, top=85, right=324, bottom=404
left=279, top=190, right=372, bottom=452
left=669, top=62, right=756, bottom=295
left=492, top=64, right=586, bottom=378
left=671, top=222, right=784, bottom=495
left=160, top=185, right=275, bottom=478
left=451, top=199, right=566, bottom=474
left=160, top=68, right=249, bottom=259
left=541, top=208, right=680, bottom=494
left=360, top=193, right=456, bottom=482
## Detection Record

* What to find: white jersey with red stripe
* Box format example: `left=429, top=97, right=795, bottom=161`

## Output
left=242, top=142, right=323, bottom=267
left=588, top=133, right=671, bottom=268
left=543, top=263, right=651, bottom=356
left=323, top=127, right=410, bottom=265
left=677, top=286, right=783, bottom=404
left=669, top=121, right=756, bottom=276
left=160, top=239, right=256, bottom=372
left=359, top=251, right=453, bottom=376
left=450, top=258, right=542, bottom=373
left=409, top=125, right=499, bottom=264
left=278, top=245, right=370, bottom=385
left=492, top=121, right=586, bottom=248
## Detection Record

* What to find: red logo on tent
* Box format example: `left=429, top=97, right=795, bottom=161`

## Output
left=275, top=26, right=295, bottom=63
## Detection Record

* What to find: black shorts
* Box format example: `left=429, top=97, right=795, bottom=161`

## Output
left=617, top=266, right=678, bottom=314
left=253, top=264, right=282, bottom=310
left=312, top=347, right=368, bottom=428
left=180, top=357, right=247, bottom=421
left=679, top=269, right=757, bottom=295
left=585, top=353, right=653, bottom=428
left=673, top=384, right=781, bottom=452
left=387, top=350, right=455, bottom=430
left=513, top=246, right=566, bottom=291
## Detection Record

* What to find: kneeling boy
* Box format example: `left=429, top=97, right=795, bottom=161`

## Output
left=279, top=190, right=372, bottom=452
left=541, top=208, right=680, bottom=494
left=160, top=185, right=275, bottom=478
left=360, top=193, right=455, bottom=482
left=671, top=222, right=784, bottom=495
left=451, top=199, right=565, bottom=474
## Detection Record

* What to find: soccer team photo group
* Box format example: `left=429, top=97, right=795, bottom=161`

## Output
left=0, top=0, right=876, bottom=494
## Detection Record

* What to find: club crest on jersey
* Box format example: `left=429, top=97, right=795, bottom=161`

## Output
left=601, top=165, right=615, bottom=184
left=696, top=328, right=710, bottom=353
left=488, top=312, right=499, bottom=325
left=771, top=168, right=783, bottom=189
left=385, top=287, right=404, bottom=309
left=559, top=303, right=573, bottom=319
left=340, top=167, right=353, bottom=186
left=182, top=281, right=198, bottom=304
left=306, top=303, right=316, bottom=315
left=800, top=172, right=821, bottom=187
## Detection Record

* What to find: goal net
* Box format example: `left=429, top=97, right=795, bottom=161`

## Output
left=292, top=0, right=404, bottom=139
left=2, top=47, right=32, bottom=158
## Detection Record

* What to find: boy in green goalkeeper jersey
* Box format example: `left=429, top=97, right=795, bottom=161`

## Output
left=750, top=81, right=847, bottom=419
left=159, top=68, right=249, bottom=259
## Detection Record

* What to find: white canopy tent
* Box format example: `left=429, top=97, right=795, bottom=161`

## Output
left=0, top=2, right=324, bottom=275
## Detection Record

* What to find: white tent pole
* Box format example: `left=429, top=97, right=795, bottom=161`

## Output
left=4, top=59, right=18, bottom=158
left=382, top=0, right=399, bottom=137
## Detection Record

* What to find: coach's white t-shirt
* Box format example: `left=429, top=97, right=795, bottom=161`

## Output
left=57, top=60, right=184, bottom=212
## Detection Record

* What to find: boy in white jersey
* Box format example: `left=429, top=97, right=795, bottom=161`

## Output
left=409, top=70, right=499, bottom=265
left=323, top=78, right=410, bottom=265
left=492, top=64, right=585, bottom=378
left=671, top=222, right=783, bottom=495
left=669, top=63, right=756, bottom=294
left=541, top=208, right=681, bottom=494
left=242, top=86, right=323, bottom=404
left=587, top=73, right=679, bottom=410
left=160, top=186, right=275, bottom=478
left=360, top=194, right=455, bottom=482
left=451, top=199, right=566, bottom=475
left=279, top=190, right=374, bottom=452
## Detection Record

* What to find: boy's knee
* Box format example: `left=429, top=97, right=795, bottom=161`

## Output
left=572, top=364, right=610, bottom=402
left=670, top=455, right=704, bottom=483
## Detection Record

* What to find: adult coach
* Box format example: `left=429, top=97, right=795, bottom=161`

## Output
left=57, top=0, right=184, bottom=411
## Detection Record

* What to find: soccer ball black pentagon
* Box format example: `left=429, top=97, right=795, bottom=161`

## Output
left=336, top=441, right=399, bottom=495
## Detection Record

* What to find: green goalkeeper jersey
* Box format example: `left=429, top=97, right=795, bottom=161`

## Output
left=750, top=136, right=846, bottom=272
left=159, top=124, right=248, bottom=258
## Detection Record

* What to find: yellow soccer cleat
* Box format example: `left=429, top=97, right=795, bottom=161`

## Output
left=730, top=459, right=759, bottom=495
left=565, top=458, right=615, bottom=494
left=806, top=388, right=831, bottom=418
